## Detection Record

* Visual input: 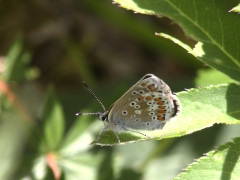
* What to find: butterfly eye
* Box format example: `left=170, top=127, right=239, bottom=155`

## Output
left=101, top=116, right=107, bottom=121
left=122, top=110, right=128, bottom=115
left=132, top=91, right=138, bottom=95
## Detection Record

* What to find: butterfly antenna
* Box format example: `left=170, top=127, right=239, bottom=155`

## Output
left=76, top=112, right=100, bottom=116
left=75, top=82, right=107, bottom=116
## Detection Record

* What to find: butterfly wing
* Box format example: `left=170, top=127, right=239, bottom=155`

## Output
left=108, top=74, right=181, bottom=131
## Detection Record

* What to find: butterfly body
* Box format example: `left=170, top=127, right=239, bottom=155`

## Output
left=78, top=74, right=181, bottom=144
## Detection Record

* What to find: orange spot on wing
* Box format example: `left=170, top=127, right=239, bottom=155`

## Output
left=147, top=84, right=153, bottom=90
left=157, top=115, right=164, bottom=121
left=147, top=84, right=157, bottom=92
left=138, top=95, right=144, bottom=101
left=158, top=105, right=164, bottom=109
left=151, top=88, right=157, bottom=92
left=158, top=109, right=166, bottom=114
left=157, top=101, right=163, bottom=105
left=146, top=96, right=152, bottom=100
left=154, top=98, right=160, bottom=101
left=141, top=83, right=147, bottom=86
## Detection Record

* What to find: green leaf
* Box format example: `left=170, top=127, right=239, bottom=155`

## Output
left=42, top=86, right=65, bottom=151
left=114, top=0, right=240, bottom=82
left=195, top=69, right=238, bottom=87
left=3, top=37, right=25, bottom=81
left=58, top=152, right=106, bottom=180
left=2, top=37, right=38, bottom=82
left=59, top=115, right=97, bottom=154
left=0, top=111, right=31, bottom=180
left=174, top=137, right=240, bottom=180
left=60, top=115, right=93, bottom=147
left=92, top=83, right=240, bottom=146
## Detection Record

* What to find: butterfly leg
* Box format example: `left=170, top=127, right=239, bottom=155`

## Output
left=96, top=126, right=108, bottom=142
left=113, top=131, right=121, bottom=144
left=96, top=126, right=121, bottom=144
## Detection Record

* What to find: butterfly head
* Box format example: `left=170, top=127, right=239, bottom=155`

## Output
left=76, top=82, right=109, bottom=122
left=97, top=111, right=109, bottom=122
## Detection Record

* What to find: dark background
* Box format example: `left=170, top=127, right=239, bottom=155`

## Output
left=1, top=0, right=238, bottom=180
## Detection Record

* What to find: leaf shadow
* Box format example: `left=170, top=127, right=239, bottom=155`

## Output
left=220, top=138, right=240, bottom=180
left=220, top=84, right=240, bottom=180
left=226, top=83, right=240, bottom=120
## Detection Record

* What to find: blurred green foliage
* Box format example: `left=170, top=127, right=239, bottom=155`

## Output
left=0, top=0, right=240, bottom=180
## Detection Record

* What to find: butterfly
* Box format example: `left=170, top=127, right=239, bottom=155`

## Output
left=76, top=74, right=181, bottom=144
